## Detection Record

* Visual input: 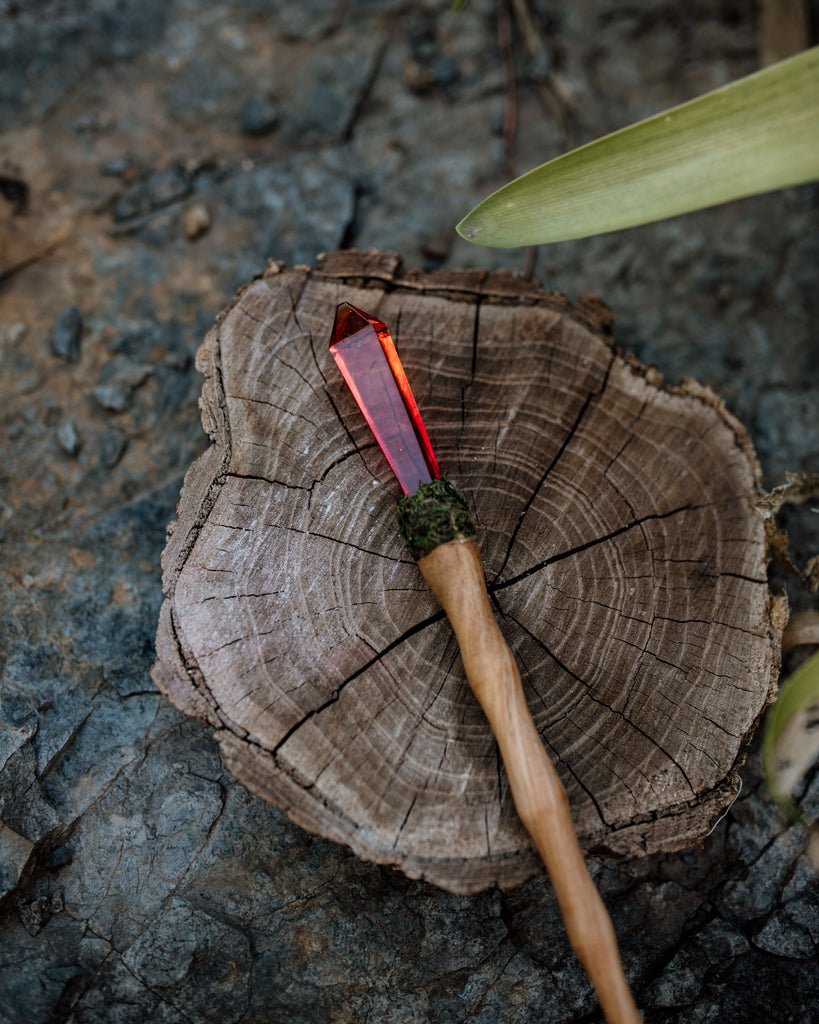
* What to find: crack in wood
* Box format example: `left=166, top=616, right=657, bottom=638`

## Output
left=225, top=391, right=322, bottom=430
left=153, top=255, right=781, bottom=889
left=494, top=503, right=700, bottom=591
left=322, top=385, right=381, bottom=485
left=225, top=471, right=311, bottom=492
left=496, top=345, right=617, bottom=581
left=500, top=602, right=697, bottom=801
left=256, top=519, right=414, bottom=564
left=269, top=609, right=448, bottom=758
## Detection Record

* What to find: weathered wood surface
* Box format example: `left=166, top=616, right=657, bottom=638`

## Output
left=153, top=249, right=782, bottom=893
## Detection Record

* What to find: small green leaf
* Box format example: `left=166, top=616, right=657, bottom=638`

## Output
left=452, top=0, right=470, bottom=11
left=763, top=649, right=819, bottom=823
left=457, top=47, right=819, bottom=247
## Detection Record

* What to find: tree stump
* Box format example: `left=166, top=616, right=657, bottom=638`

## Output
left=152, top=250, right=783, bottom=894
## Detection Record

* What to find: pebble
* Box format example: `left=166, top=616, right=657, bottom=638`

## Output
left=240, top=95, right=281, bottom=136
left=99, top=431, right=129, bottom=469
left=183, top=203, right=211, bottom=239
left=430, top=56, right=460, bottom=87
left=402, top=57, right=460, bottom=93
left=92, top=383, right=130, bottom=413
left=4, top=322, right=27, bottom=345
left=146, top=165, right=191, bottom=207
left=113, top=182, right=150, bottom=222
left=50, top=306, right=83, bottom=362
left=92, top=358, right=152, bottom=413
left=55, top=420, right=81, bottom=456
left=19, top=895, right=52, bottom=936
left=112, top=166, right=191, bottom=222
left=100, top=155, right=134, bottom=177
left=74, top=110, right=114, bottom=133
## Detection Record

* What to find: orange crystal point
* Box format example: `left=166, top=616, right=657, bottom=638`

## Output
left=329, top=302, right=441, bottom=496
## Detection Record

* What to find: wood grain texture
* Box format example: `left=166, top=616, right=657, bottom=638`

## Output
left=152, top=249, right=783, bottom=893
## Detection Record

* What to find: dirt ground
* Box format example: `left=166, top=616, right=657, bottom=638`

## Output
left=1, top=2, right=817, bottom=1022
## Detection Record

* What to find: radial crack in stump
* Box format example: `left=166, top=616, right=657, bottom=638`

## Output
left=152, top=249, right=783, bottom=894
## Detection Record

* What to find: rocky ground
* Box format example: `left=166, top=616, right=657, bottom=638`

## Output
left=0, top=1, right=817, bottom=1022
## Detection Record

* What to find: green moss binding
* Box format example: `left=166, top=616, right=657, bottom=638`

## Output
left=396, top=477, right=476, bottom=561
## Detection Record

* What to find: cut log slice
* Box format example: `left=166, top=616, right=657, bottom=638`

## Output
left=152, top=250, right=783, bottom=893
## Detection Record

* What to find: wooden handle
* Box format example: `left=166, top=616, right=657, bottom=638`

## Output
left=418, top=537, right=642, bottom=1024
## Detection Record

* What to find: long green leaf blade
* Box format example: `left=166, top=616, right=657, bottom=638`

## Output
left=763, top=649, right=819, bottom=822
left=457, top=47, right=819, bottom=247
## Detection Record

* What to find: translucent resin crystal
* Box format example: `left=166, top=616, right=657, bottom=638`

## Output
left=329, top=302, right=441, bottom=496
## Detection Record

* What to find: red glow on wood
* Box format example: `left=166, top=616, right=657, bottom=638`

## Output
left=329, top=303, right=441, bottom=496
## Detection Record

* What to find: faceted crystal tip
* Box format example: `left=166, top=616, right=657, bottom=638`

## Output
left=329, top=302, right=441, bottom=496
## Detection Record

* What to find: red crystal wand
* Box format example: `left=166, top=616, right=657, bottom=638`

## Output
left=329, top=303, right=641, bottom=1024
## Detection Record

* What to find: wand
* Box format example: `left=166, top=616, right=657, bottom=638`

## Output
left=329, top=303, right=641, bottom=1024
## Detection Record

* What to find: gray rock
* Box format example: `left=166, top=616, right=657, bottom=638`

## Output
left=50, top=306, right=83, bottom=362
left=0, top=1, right=817, bottom=1022
left=222, top=152, right=356, bottom=267
left=145, top=165, right=191, bottom=208
left=645, top=919, right=750, bottom=1007
left=0, top=826, right=34, bottom=900
left=725, top=787, right=785, bottom=865
left=280, top=26, right=386, bottom=140
left=92, top=356, right=152, bottom=412
left=240, top=95, right=281, bottom=136
left=0, top=917, right=92, bottom=1024
left=112, top=181, right=151, bottom=222
left=99, top=154, right=134, bottom=176
left=55, top=419, right=81, bottom=456
left=723, top=827, right=807, bottom=921
left=98, top=429, right=129, bottom=468
left=753, top=854, right=819, bottom=958
left=754, top=903, right=816, bottom=958
left=755, top=386, right=819, bottom=476
left=245, top=0, right=343, bottom=42
left=0, top=0, right=171, bottom=131
left=19, top=894, right=54, bottom=937
left=0, top=741, right=61, bottom=844
left=121, top=898, right=251, bottom=1023
left=0, top=696, right=38, bottom=773
left=166, top=58, right=242, bottom=128
left=112, top=167, right=190, bottom=223
left=44, top=845, right=73, bottom=871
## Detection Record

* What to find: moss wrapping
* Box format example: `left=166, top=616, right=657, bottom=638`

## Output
left=396, top=477, right=476, bottom=560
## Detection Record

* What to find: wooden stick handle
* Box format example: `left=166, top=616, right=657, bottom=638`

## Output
left=417, top=537, right=642, bottom=1024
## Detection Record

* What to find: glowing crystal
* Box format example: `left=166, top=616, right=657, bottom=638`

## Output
left=329, top=302, right=441, bottom=496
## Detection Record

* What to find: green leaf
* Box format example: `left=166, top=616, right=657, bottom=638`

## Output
left=452, top=0, right=470, bottom=11
left=457, top=47, right=819, bottom=247
left=763, top=649, right=819, bottom=823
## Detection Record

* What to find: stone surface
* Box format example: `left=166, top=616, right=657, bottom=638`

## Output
left=0, top=1, right=816, bottom=1022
